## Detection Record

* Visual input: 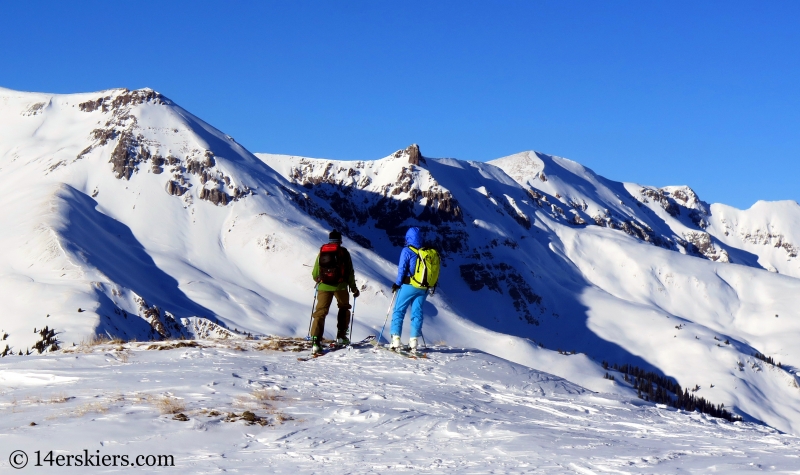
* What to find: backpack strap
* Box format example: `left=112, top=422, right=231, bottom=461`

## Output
left=407, top=246, right=428, bottom=288
left=340, top=246, right=353, bottom=277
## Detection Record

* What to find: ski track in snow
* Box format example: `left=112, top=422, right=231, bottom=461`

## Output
left=1, top=342, right=797, bottom=474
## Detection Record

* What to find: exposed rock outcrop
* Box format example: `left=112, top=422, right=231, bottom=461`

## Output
left=682, top=231, right=730, bottom=262
left=640, top=187, right=680, bottom=217
left=181, top=317, right=243, bottom=340
left=134, top=296, right=187, bottom=339
left=736, top=228, right=799, bottom=259
left=75, top=89, right=252, bottom=207
left=78, top=88, right=169, bottom=113
left=285, top=157, right=465, bottom=251
left=110, top=131, right=146, bottom=180
left=394, top=144, right=423, bottom=165
left=199, top=188, right=232, bottom=206
left=22, top=101, right=47, bottom=116
left=166, top=180, right=187, bottom=196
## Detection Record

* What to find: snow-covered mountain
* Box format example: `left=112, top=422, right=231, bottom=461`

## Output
left=1, top=87, right=799, bottom=435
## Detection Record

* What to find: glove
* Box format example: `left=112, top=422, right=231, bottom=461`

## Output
left=351, top=288, right=360, bottom=298
left=391, top=283, right=401, bottom=293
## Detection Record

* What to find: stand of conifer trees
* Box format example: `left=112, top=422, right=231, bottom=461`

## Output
left=602, top=361, right=742, bottom=423
left=753, top=351, right=782, bottom=368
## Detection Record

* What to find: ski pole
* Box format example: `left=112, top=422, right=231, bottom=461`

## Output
left=348, top=296, right=357, bottom=348
left=378, top=291, right=398, bottom=345
left=305, top=283, right=319, bottom=340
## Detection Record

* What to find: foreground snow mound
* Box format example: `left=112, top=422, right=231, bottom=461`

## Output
left=2, top=87, right=800, bottom=435
left=2, top=343, right=798, bottom=474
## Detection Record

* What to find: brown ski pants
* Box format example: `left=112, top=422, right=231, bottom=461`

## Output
left=310, top=289, right=351, bottom=340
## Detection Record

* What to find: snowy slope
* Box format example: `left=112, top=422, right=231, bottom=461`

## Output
left=485, top=151, right=800, bottom=432
left=2, top=341, right=798, bottom=474
left=492, top=150, right=800, bottom=274
left=2, top=87, right=800, bottom=435
left=706, top=200, right=800, bottom=275
left=257, top=149, right=800, bottom=434
left=0, top=86, right=396, bottom=344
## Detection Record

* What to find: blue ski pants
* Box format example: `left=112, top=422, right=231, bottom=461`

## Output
left=391, top=284, right=428, bottom=338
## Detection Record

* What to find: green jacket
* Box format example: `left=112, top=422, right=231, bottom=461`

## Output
left=312, top=246, right=357, bottom=292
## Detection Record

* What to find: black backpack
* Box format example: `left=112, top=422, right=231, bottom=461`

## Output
left=318, top=243, right=348, bottom=285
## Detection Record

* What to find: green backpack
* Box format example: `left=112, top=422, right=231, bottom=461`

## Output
left=409, top=246, right=441, bottom=290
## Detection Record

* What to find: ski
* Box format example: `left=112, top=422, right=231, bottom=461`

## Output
left=370, top=340, right=428, bottom=359
left=296, top=347, right=338, bottom=362
left=297, top=335, right=376, bottom=361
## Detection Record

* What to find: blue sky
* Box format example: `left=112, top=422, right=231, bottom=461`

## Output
left=2, top=1, right=798, bottom=208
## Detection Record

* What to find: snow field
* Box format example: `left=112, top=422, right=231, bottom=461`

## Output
left=2, top=341, right=799, bottom=474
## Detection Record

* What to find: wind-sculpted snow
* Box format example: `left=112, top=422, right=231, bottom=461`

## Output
left=1, top=342, right=798, bottom=474
left=2, top=86, right=800, bottom=435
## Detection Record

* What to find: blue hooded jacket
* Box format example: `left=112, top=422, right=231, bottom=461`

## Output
left=395, top=227, right=423, bottom=286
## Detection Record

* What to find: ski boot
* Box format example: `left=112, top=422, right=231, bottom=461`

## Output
left=409, top=337, right=419, bottom=353
left=311, top=336, right=324, bottom=355
left=390, top=335, right=402, bottom=350
left=336, top=336, right=350, bottom=346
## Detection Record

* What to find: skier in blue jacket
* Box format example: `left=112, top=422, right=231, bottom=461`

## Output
left=390, top=226, right=428, bottom=351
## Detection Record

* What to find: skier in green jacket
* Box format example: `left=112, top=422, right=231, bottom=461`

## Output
left=310, top=230, right=360, bottom=354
